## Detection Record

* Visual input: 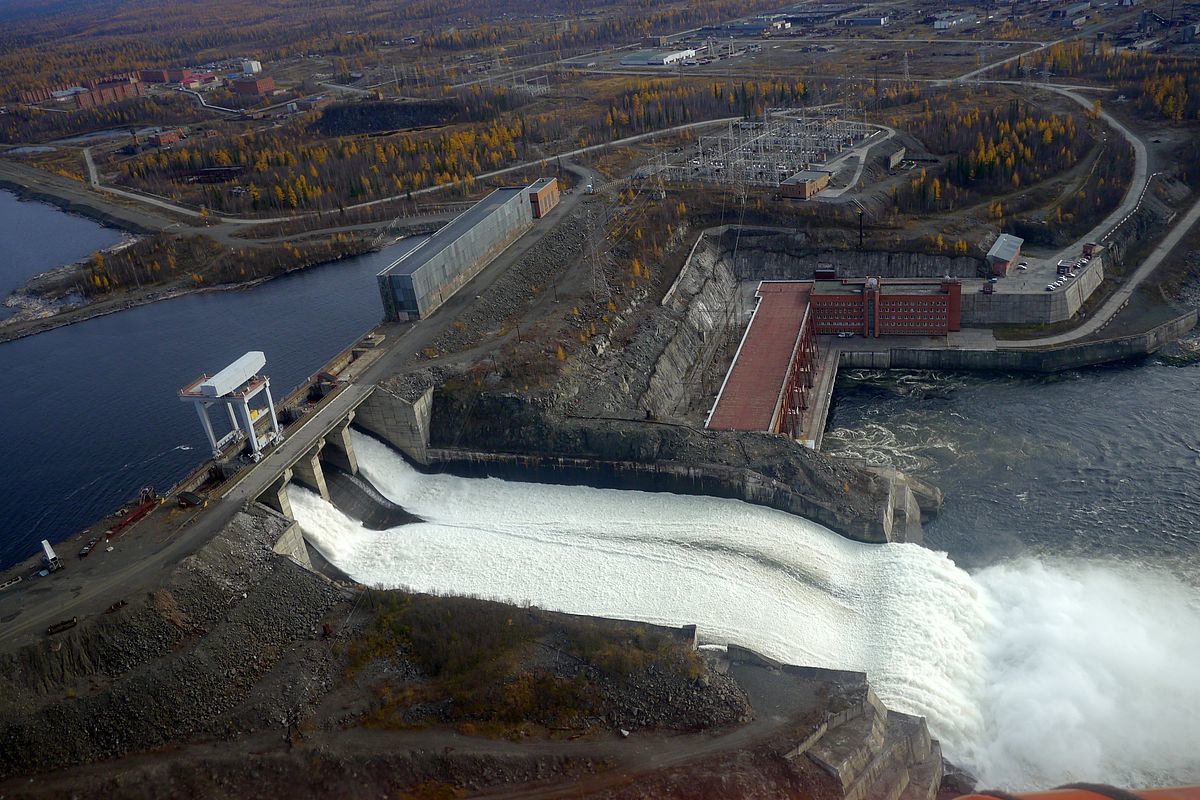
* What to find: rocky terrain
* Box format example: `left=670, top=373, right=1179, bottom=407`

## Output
left=3, top=505, right=877, bottom=799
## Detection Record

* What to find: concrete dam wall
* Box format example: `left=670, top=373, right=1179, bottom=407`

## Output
left=352, top=384, right=945, bottom=545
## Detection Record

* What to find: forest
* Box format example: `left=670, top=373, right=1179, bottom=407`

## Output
left=1000, top=42, right=1200, bottom=122
left=892, top=98, right=1094, bottom=214
left=45, top=232, right=373, bottom=300
left=108, top=77, right=824, bottom=214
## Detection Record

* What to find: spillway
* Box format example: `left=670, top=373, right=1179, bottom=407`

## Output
left=288, top=430, right=1200, bottom=791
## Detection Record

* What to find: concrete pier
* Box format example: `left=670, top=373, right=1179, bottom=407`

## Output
left=292, top=442, right=330, bottom=501
left=259, top=468, right=294, bottom=518
left=322, top=414, right=359, bottom=475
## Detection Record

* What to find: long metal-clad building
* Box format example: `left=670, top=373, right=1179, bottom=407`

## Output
left=378, top=185, right=534, bottom=321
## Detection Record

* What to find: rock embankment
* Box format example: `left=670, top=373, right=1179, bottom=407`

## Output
left=0, top=511, right=339, bottom=778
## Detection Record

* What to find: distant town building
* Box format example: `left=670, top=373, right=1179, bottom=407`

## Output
left=986, top=233, right=1024, bottom=276
left=75, top=78, right=145, bottom=109
left=780, top=170, right=831, bottom=200
left=836, top=15, right=890, bottom=26
left=1052, top=1, right=1091, bottom=17
left=933, top=12, right=977, bottom=29
left=139, top=69, right=170, bottom=83
left=233, top=76, right=276, bottom=96
left=166, top=68, right=194, bottom=83
left=242, top=60, right=262, bottom=75
left=619, top=48, right=697, bottom=66
left=150, top=129, right=182, bottom=147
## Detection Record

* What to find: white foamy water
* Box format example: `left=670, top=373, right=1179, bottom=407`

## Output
left=289, top=431, right=1200, bottom=791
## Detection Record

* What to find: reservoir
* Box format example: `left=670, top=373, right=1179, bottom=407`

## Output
left=0, top=190, right=424, bottom=568
left=0, top=190, right=124, bottom=320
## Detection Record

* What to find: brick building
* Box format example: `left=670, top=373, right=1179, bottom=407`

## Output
left=526, top=177, right=561, bottom=218
left=986, top=233, right=1024, bottom=276
left=233, top=76, right=275, bottom=96
left=810, top=276, right=962, bottom=337
left=150, top=129, right=182, bottom=147
left=74, top=79, right=145, bottom=109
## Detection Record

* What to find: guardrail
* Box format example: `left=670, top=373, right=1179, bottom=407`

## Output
left=1102, top=171, right=1163, bottom=243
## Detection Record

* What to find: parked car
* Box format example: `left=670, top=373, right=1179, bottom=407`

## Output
left=1045, top=284, right=1056, bottom=291
left=1018, top=261, right=1029, bottom=269
left=78, top=537, right=98, bottom=558
left=988, top=277, right=999, bottom=283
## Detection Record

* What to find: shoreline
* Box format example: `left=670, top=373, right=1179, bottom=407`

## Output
left=0, top=177, right=161, bottom=235
left=0, top=242, right=393, bottom=345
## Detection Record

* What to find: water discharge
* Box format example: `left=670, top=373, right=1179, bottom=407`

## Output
left=289, top=431, right=1200, bottom=791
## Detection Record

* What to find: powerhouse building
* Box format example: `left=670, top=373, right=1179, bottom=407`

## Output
left=378, top=184, right=536, bottom=321
left=811, top=276, right=962, bottom=337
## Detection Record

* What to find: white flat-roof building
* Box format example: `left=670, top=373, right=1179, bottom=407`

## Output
left=620, top=48, right=698, bottom=66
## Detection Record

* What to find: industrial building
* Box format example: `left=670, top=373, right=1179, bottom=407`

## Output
left=986, top=233, right=1024, bottom=276
left=933, top=12, right=977, bottom=28
left=619, top=48, right=697, bottom=66
left=242, top=60, right=262, bottom=74
left=1052, top=1, right=1091, bottom=18
left=836, top=14, right=890, bottom=25
left=233, top=76, right=275, bottom=96
left=810, top=277, right=962, bottom=337
left=780, top=170, right=831, bottom=199
left=527, top=178, right=561, bottom=218
left=377, top=184, right=537, bottom=321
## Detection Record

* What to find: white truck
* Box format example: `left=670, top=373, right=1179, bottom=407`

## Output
left=41, top=540, right=63, bottom=573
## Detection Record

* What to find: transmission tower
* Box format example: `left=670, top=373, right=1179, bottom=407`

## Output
left=903, top=51, right=911, bottom=85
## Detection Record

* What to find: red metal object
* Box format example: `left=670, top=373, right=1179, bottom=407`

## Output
left=106, top=488, right=160, bottom=538
left=707, top=282, right=816, bottom=434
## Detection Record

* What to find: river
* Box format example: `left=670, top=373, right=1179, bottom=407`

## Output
left=0, top=189, right=424, bottom=567
left=288, top=343, right=1200, bottom=789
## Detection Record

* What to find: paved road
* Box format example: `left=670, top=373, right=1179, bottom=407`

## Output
left=818, top=124, right=897, bottom=199
left=1000, top=194, right=1200, bottom=348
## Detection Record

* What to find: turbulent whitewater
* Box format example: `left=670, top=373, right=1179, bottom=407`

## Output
left=289, top=431, right=1200, bottom=791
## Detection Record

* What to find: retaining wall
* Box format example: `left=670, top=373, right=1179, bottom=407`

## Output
left=839, top=310, right=1197, bottom=372
left=960, top=254, right=1104, bottom=325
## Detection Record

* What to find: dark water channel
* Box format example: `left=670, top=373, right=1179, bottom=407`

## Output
left=0, top=190, right=423, bottom=567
